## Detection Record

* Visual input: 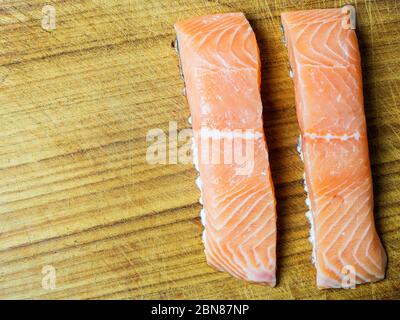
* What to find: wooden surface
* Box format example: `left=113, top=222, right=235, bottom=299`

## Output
left=0, top=0, right=399, bottom=300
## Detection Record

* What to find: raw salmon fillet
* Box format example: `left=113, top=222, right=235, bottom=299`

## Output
left=282, top=7, right=387, bottom=288
left=175, top=13, right=277, bottom=285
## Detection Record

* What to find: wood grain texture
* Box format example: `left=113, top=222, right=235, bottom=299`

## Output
left=0, top=0, right=399, bottom=299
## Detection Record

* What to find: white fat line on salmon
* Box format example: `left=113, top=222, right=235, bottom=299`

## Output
left=197, top=128, right=264, bottom=140
left=191, top=133, right=205, bottom=215
left=196, top=175, right=204, bottom=205
left=297, top=135, right=316, bottom=265
left=303, top=131, right=360, bottom=141
left=191, top=136, right=200, bottom=171
left=191, top=126, right=208, bottom=248
left=192, top=131, right=207, bottom=255
left=297, top=135, right=303, bottom=161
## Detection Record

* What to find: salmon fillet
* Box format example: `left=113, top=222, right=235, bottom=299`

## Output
left=175, top=13, right=277, bottom=285
left=282, top=7, right=387, bottom=288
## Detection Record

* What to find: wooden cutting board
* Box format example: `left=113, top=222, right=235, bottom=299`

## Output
left=0, top=0, right=399, bottom=299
